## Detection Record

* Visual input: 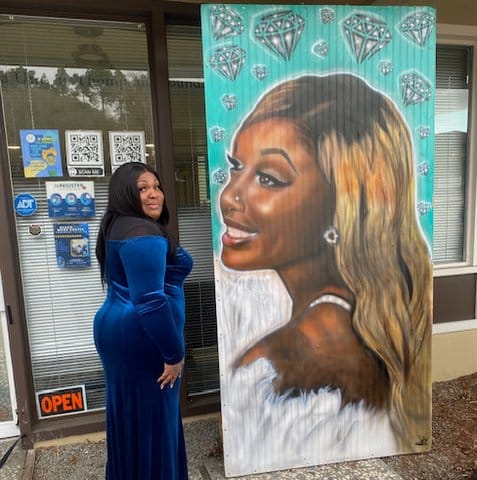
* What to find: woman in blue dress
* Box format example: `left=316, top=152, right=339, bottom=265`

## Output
left=95, top=161, right=192, bottom=480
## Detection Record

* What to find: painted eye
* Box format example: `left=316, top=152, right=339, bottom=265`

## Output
left=226, top=153, right=243, bottom=171
left=257, top=172, right=291, bottom=188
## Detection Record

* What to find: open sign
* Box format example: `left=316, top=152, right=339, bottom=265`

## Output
left=36, top=385, right=87, bottom=418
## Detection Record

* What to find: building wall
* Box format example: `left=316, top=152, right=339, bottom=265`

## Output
left=382, top=0, right=477, bottom=27
left=174, top=0, right=477, bottom=26
left=432, top=330, right=477, bottom=381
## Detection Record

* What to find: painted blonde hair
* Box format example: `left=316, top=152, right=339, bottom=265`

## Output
left=241, top=73, right=432, bottom=450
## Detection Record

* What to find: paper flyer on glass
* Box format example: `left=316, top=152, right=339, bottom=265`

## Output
left=53, top=223, right=91, bottom=268
left=108, top=131, right=146, bottom=172
left=65, top=130, right=105, bottom=177
left=46, top=181, right=95, bottom=218
left=20, top=129, right=63, bottom=178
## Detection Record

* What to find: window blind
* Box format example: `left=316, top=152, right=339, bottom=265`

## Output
left=433, top=45, right=472, bottom=264
left=11, top=179, right=108, bottom=410
left=167, top=25, right=220, bottom=396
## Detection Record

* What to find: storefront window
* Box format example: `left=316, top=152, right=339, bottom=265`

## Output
left=0, top=15, right=154, bottom=414
left=167, top=25, right=219, bottom=396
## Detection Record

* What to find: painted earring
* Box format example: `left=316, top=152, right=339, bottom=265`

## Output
left=323, top=226, right=339, bottom=246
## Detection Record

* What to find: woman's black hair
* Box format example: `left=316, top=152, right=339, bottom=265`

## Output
left=96, top=162, right=177, bottom=283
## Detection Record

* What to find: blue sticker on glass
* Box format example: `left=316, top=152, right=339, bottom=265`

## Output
left=14, top=193, right=37, bottom=216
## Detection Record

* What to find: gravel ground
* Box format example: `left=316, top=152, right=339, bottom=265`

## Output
left=32, top=418, right=221, bottom=480
left=382, top=372, right=477, bottom=480
left=32, top=372, right=477, bottom=480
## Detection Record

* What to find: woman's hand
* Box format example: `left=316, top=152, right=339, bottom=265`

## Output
left=157, top=359, right=184, bottom=390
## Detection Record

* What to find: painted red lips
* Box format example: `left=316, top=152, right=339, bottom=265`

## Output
left=222, top=219, right=258, bottom=247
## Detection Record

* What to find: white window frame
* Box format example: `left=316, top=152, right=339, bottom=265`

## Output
left=433, top=24, right=477, bottom=334
left=434, top=24, right=477, bottom=277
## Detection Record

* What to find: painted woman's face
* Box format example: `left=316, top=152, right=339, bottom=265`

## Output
left=220, top=118, right=331, bottom=271
left=137, top=171, right=164, bottom=221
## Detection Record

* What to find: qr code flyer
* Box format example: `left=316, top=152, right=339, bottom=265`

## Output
left=65, top=130, right=105, bottom=177
left=109, top=131, right=146, bottom=172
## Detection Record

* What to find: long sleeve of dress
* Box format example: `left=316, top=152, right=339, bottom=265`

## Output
left=118, top=236, right=184, bottom=364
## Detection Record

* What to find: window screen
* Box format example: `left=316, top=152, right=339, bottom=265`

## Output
left=433, top=45, right=472, bottom=264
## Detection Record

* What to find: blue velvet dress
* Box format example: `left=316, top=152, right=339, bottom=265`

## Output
left=94, top=216, right=193, bottom=480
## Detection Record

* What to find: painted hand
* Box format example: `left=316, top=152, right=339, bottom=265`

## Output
left=233, top=305, right=389, bottom=408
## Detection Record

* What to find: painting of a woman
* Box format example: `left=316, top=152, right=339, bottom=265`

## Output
left=217, top=73, right=432, bottom=474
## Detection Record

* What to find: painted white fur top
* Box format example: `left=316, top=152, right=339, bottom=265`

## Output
left=215, top=260, right=397, bottom=477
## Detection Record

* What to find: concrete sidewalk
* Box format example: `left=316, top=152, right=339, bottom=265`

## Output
left=0, top=436, right=27, bottom=480
left=0, top=415, right=405, bottom=479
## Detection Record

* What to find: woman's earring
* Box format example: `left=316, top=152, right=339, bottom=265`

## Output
left=323, top=226, right=339, bottom=246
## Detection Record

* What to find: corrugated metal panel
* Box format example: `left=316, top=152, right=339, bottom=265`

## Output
left=201, top=4, right=435, bottom=476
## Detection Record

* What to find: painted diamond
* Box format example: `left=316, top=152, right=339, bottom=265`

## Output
left=400, top=10, right=435, bottom=47
left=417, top=162, right=430, bottom=176
left=254, top=10, right=305, bottom=61
left=209, top=46, right=246, bottom=81
left=417, top=125, right=431, bottom=138
left=210, top=5, right=244, bottom=41
left=320, top=8, right=335, bottom=24
left=417, top=200, right=432, bottom=215
left=379, top=60, right=393, bottom=76
left=343, top=13, right=392, bottom=63
left=210, top=126, right=225, bottom=143
left=212, top=169, right=228, bottom=185
left=252, top=64, right=269, bottom=80
left=221, top=94, right=237, bottom=110
left=400, top=72, right=432, bottom=106
left=312, top=40, right=328, bottom=58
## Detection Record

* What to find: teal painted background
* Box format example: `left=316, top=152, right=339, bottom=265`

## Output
left=200, top=4, right=435, bottom=254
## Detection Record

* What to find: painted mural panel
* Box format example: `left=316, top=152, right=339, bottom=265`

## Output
left=201, top=5, right=435, bottom=476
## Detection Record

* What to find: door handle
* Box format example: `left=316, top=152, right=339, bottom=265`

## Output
left=6, top=305, right=13, bottom=325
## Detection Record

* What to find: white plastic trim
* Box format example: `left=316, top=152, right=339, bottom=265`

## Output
left=432, top=319, right=477, bottom=334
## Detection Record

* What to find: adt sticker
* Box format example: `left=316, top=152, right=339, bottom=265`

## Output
left=14, top=193, right=37, bottom=216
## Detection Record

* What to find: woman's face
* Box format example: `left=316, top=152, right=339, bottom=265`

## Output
left=220, top=118, right=331, bottom=271
left=137, top=171, right=164, bottom=221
